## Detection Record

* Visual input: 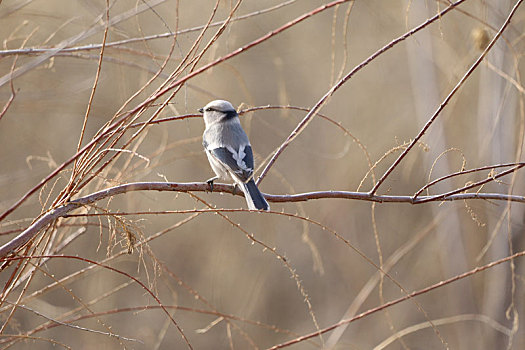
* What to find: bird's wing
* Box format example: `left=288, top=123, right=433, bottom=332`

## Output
left=207, top=145, right=254, bottom=182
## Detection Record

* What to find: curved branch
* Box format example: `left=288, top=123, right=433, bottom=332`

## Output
left=1, top=181, right=524, bottom=259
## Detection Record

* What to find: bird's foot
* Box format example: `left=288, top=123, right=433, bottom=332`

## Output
left=232, top=183, right=239, bottom=195
left=206, top=176, right=219, bottom=192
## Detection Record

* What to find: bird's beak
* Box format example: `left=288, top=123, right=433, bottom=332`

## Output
left=198, top=107, right=204, bottom=113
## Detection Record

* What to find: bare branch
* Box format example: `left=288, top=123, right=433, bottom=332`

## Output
left=369, top=0, right=523, bottom=195
left=256, top=0, right=467, bottom=186
left=2, top=255, right=193, bottom=349
left=2, top=301, right=142, bottom=343
left=0, top=0, right=298, bottom=57
left=413, top=162, right=525, bottom=198
left=268, top=249, right=525, bottom=349
left=0, top=0, right=350, bottom=223
left=2, top=179, right=524, bottom=259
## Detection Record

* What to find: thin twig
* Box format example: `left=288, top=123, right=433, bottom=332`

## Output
left=0, top=0, right=170, bottom=88
left=0, top=0, right=298, bottom=57
left=414, top=164, right=524, bottom=204
left=374, top=314, right=512, bottom=350
left=2, top=255, right=193, bottom=349
left=369, top=0, right=523, bottom=195
left=0, top=78, right=16, bottom=122
left=70, top=0, right=110, bottom=189
left=2, top=300, right=142, bottom=343
left=267, top=249, right=525, bottom=349
left=413, top=162, right=525, bottom=198
left=256, top=0, right=467, bottom=186
left=0, top=0, right=348, bottom=223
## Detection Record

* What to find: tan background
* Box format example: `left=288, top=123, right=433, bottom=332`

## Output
left=1, top=0, right=524, bottom=349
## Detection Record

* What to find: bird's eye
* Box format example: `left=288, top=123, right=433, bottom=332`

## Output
left=206, top=107, right=213, bottom=112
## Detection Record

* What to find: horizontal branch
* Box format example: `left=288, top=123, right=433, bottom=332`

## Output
left=1, top=181, right=524, bottom=259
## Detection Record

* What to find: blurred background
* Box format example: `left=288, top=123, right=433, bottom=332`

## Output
left=1, top=0, right=524, bottom=349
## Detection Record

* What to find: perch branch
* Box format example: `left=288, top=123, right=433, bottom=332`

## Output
left=1, top=180, right=524, bottom=259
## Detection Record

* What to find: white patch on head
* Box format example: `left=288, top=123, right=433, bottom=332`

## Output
left=204, top=100, right=235, bottom=113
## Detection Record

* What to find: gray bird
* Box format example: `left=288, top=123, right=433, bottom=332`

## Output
left=199, top=100, right=270, bottom=211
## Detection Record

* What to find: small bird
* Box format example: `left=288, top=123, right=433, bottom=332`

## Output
left=199, top=100, right=270, bottom=211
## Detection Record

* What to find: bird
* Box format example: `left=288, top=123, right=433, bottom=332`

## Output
left=199, top=100, right=270, bottom=211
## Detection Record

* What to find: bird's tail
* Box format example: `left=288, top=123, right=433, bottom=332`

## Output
left=241, top=179, right=270, bottom=211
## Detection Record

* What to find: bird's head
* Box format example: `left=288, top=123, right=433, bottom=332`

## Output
left=199, top=100, right=238, bottom=126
